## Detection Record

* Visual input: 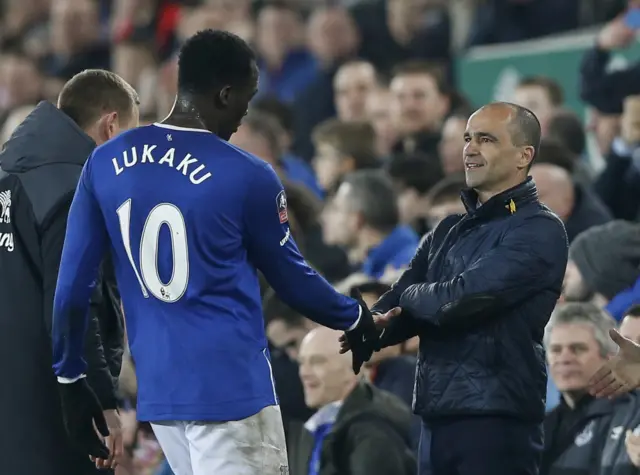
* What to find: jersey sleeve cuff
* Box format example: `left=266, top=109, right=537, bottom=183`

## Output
left=57, top=374, right=86, bottom=384
left=346, top=305, right=362, bottom=332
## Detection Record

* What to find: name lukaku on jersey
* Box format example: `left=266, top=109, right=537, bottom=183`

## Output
left=111, top=145, right=212, bottom=185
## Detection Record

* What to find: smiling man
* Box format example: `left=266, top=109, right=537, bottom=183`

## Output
left=347, top=102, right=569, bottom=475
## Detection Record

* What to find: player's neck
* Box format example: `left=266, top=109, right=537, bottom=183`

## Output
left=161, top=95, right=216, bottom=134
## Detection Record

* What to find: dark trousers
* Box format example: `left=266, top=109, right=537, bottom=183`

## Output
left=419, top=416, right=543, bottom=475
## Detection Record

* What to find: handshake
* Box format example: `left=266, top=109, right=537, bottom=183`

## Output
left=339, top=289, right=401, bottom=374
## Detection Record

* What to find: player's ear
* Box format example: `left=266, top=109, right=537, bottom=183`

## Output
left=94, top=111, right=120, bottom=144
left=217, top=86, right=232, bottom=108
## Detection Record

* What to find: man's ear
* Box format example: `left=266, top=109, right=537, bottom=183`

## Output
left=217, top=86, right=231, bottom=108
left=518, top=145, right=535, bottom=170
left=96, top=112, right=119, bottom=143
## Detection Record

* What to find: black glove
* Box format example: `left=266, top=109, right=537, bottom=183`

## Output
left=58, top=378, right=110, bottom=459
left=344, top=289, right=381, bottom=375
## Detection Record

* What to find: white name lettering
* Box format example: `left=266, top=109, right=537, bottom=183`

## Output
left=111, top=146, right=211, bottom=185
left=0, top=232, right=14, bottom=252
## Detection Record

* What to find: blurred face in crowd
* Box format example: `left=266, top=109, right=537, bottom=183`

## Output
left=463, top=105, right=533, bottom=198
left=562, top=260, right=593, bottom=302
left=366, top=88, right=398, bottom=156
left=307, top=8, right=359, bottom=66
left=230, top=124, right=277, bottom=167
left=267, top=318, right=315, bottom=360
left=513, top=84, right=556, bottom=132
left=529, top=164, right=574, bottom=221
left=51, top=0, right=100, bottom=55
left=320, top=183, right=358, bottom=247
left=439, top=116, right=466, bottom=175
left=585, top=107, right=619, bottom=155
left=426, top=197, right=465, bottom=229
left=621, top=95, right=640, bottom=146
left=334, top=62, right=377, bottom=122
left=547, top=323, right=608, bottom=393
left=620, top=315, right=640, bottom=344
left=298, top=327, right=357, bottom=409
left=390, top=72, right=448, bottom=135
left=256, top=6, right=303, bottom=67
left=313, top=141, right=354, bottom=191
left=0, top=54, right=42, bottom=110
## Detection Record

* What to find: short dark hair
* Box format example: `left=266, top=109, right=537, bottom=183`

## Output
left=342, top=170, right=399, bottom=232
left=263, top=288, right=305, bottom=328
left=312, top=119, right=380, bottom=169
left=178, top=29, right=256, bottom=95
left=252, top=96, right=294, bottom=133
left=386, top=153, right=444, bottom=195
left=546, top=110, right=586, bottom=156
left=492, top=102, right=541, bottom=169
left=391, top=60, right=449, bottom=95
left=535, top=139, right=576, bottom=174
left=517, top=76, right=564, bottom=106
left=426, top=174, right=466, bottom=206
left=57, top=69, right=138, bottom=129
left=242, top=110, right=285, bottom=160
left=625, top=304, right=640, bottom=318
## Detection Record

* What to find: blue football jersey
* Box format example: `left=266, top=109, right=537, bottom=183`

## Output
left=52, top=123, right=360, bottom=422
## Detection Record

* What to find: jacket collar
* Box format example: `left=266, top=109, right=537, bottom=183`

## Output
left=460, top=176, right=539, bottom=219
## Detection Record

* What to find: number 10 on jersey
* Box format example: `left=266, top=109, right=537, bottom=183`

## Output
left=117, top=199, right=189, bottom=303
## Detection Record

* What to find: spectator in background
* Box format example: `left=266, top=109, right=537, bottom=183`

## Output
left=293, top=6, right=360, bottom=161
left=288, top=326, right=415, bottom=475
left=0, top=50, right=43, bottom=122
left=333, top=59, right=379, bottom=122
left=387, top=153, right=444, bottom=236
left=438, top=111, right=468, bottom=175
left=311, top=119, right=380, bottom=194
left=390, top=61, right=451, bottom=157
left=254, top=1, right=317, bottom=103
left=530, top=146, right=611, bottom=242
left=541, top=302, right=640, bottom=475
left=0, top=104, right=35, bottom=144
left=321, top=170, right=419, bottom=280
left=350, top=0, right=451, bottom=75
left=563, top=221, right=640, bottom=314
left=250, top=98, right=323, bottom=198
left=513, top=76, right=564, bottom=133
left=545, top=109, right=595, bottom=184
left=594, top=95, right=640, bottom=221
left=366, top=86, right=398, bottom=158
left=423, top=174, right=466, bottom=229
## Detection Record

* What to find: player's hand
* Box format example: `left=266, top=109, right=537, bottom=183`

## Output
left=588, top=328, right=640, bottom=398
left=92, top=409, right=123, bottom=469
left=626, top=430, right=640, bottom=467
left=339, top=307, right=402, bottom=353
left=341, top=290, right=383, bottom=375
left=58, top=378, right=110, bottom=459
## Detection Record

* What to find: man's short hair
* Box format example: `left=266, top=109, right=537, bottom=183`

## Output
left=391, top=60, right=449, bottom=95
left=546, top=110, right=586, bottom=157
left=57, top=69, right=138, bottom=130
left=426, top=174, right=466, bottom=206
left=544, top=302, right=617, bottom=357
left=497, top=102, right=542, bottom=169
left=242, top=110, right=285, bottom=160
left=386, top=153, right=444, bottom=195
left=342, top=170, right=399, bottom=233
left=534, top=139, right=576, bottom=174
left=252, top=97, right=294, bottom=134
left=312, top=119, right=380, bottom=169
left=517, top=76, right=564, bottom=106
left=178, top=29, right=256, bottom=95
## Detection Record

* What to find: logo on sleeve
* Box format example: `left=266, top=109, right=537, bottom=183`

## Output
left=276, top=190, right=288, bottom=224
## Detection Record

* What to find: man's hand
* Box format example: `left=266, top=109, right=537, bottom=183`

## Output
left=339, top=306, right=402, bottom=356
left=58, top=378, right=110, bottom=459
left=626, top=430, right=640, bottom=467
left=588, top=329, right=640, bottom=398
left=92, top=409, right=123, bottom=469
left=597, top=18, right=636, bottom=50
left=340, top=290, right=382, bottom=374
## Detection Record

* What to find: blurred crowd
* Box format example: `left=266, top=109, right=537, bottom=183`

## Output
left=3, top=0, right=640, bottom=474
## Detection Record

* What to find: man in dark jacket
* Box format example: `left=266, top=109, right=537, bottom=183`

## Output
left=291, top=326, right=415, bottom=475
left=0, top=70, right=138, bottom=475
left=359, top=102, right=569, bottom=475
